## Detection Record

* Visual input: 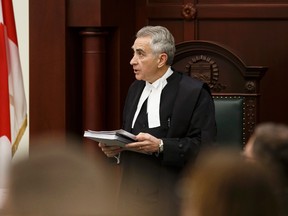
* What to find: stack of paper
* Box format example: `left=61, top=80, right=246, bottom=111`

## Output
left=83, top=129, right=137, bottom=147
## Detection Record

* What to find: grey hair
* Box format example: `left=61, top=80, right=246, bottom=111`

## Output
left=136, top=26, right=175, bottom=65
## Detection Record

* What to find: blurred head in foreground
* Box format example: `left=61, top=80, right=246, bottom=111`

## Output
left=4, top=135, right=116, bottom=216
left=178, top=147, right=281, bottom=216
left=244, top=122, right=288, bottom=183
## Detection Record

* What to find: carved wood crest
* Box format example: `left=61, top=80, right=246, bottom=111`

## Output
left=185, top=54, right=226, bottom=92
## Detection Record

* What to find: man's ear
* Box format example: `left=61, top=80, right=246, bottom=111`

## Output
left=158, top=53, right=168, bottom=68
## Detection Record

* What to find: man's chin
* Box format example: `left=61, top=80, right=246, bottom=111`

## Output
left=135, top=74, right=142, bottom=80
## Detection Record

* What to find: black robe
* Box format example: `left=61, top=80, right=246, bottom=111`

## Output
left=117, top=71, right=217, bottom=216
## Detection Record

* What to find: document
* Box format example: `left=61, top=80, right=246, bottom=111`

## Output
left=83, top=129, right=137, bottom=147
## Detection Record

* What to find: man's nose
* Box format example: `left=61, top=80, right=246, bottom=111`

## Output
left=130, top=55, right=137, bottom=65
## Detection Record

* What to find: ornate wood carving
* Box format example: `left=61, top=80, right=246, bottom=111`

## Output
left=181, top=3, right=196, bottom=21
left=245, top=81, right=256, bottom=93
left=244, top=97, right=257, bottom=145
left=185, top=54, right=220, bottom=89
left=172, top=40, right=267, bottom=146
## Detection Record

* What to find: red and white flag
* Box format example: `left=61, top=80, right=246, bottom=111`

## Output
left=0, top=0, right=27, bottom=190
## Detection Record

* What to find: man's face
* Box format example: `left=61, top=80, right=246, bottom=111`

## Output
left=130, top=36, right=160, bottom=83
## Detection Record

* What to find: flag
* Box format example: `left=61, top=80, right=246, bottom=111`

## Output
left=0, top=0, right=27, bottom=189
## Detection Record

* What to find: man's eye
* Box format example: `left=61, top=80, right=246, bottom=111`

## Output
left=136, top=51, right=144, bottom=57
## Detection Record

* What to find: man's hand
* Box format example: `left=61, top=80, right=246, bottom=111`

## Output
left=125, top=132, right=161, bottom=154
left=98, top=143, right=122, bottom=157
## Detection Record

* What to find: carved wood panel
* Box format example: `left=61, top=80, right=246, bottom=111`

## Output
left=172, top=41, right=267, bottom=144
left=135, top=0, right=288, bottom=125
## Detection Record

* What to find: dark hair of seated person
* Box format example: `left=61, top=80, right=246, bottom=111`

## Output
left=178, top=147, right=282, bottom=216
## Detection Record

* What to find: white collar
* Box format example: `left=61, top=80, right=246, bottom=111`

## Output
left=132, top=67, right=173, bottom=128
left=146, top=67, right=173, bottom=89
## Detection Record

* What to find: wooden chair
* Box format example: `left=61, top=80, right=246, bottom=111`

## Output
left=172, top=40, right=267, bottom=148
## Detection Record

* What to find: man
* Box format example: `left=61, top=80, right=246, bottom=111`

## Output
left=243, top=122, right=288, bottom=215
left=179, top=147, right=280, bottom=216
left=244, top=122, right=288, bottom=169
left=5, top=137, right=116, bottom=216
left=99, top=25, right=216, bottom=216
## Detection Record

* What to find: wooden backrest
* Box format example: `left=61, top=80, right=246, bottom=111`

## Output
left=172, top=40, right=267, bottom=148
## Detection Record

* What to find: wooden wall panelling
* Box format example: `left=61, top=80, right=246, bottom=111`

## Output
left=65, top=1, right=137, bottom=210
left=29, top=0, right=67, bottom=147
left=79, top=29, right=108, bottom=155
left=135, top=0, right=288, bottom=126
left=195, top=4, right=288, bottom=124
left=66, top=27, right=83, bottom=138
left=67, top=0, right=101, bottom=26
left=30, top=0, right=137, bottom=148
left=136, top=0, right=197, bottom=42
left=67, top=0, right=137, bottom=133
left=199, top=0, right=288, bottom=3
